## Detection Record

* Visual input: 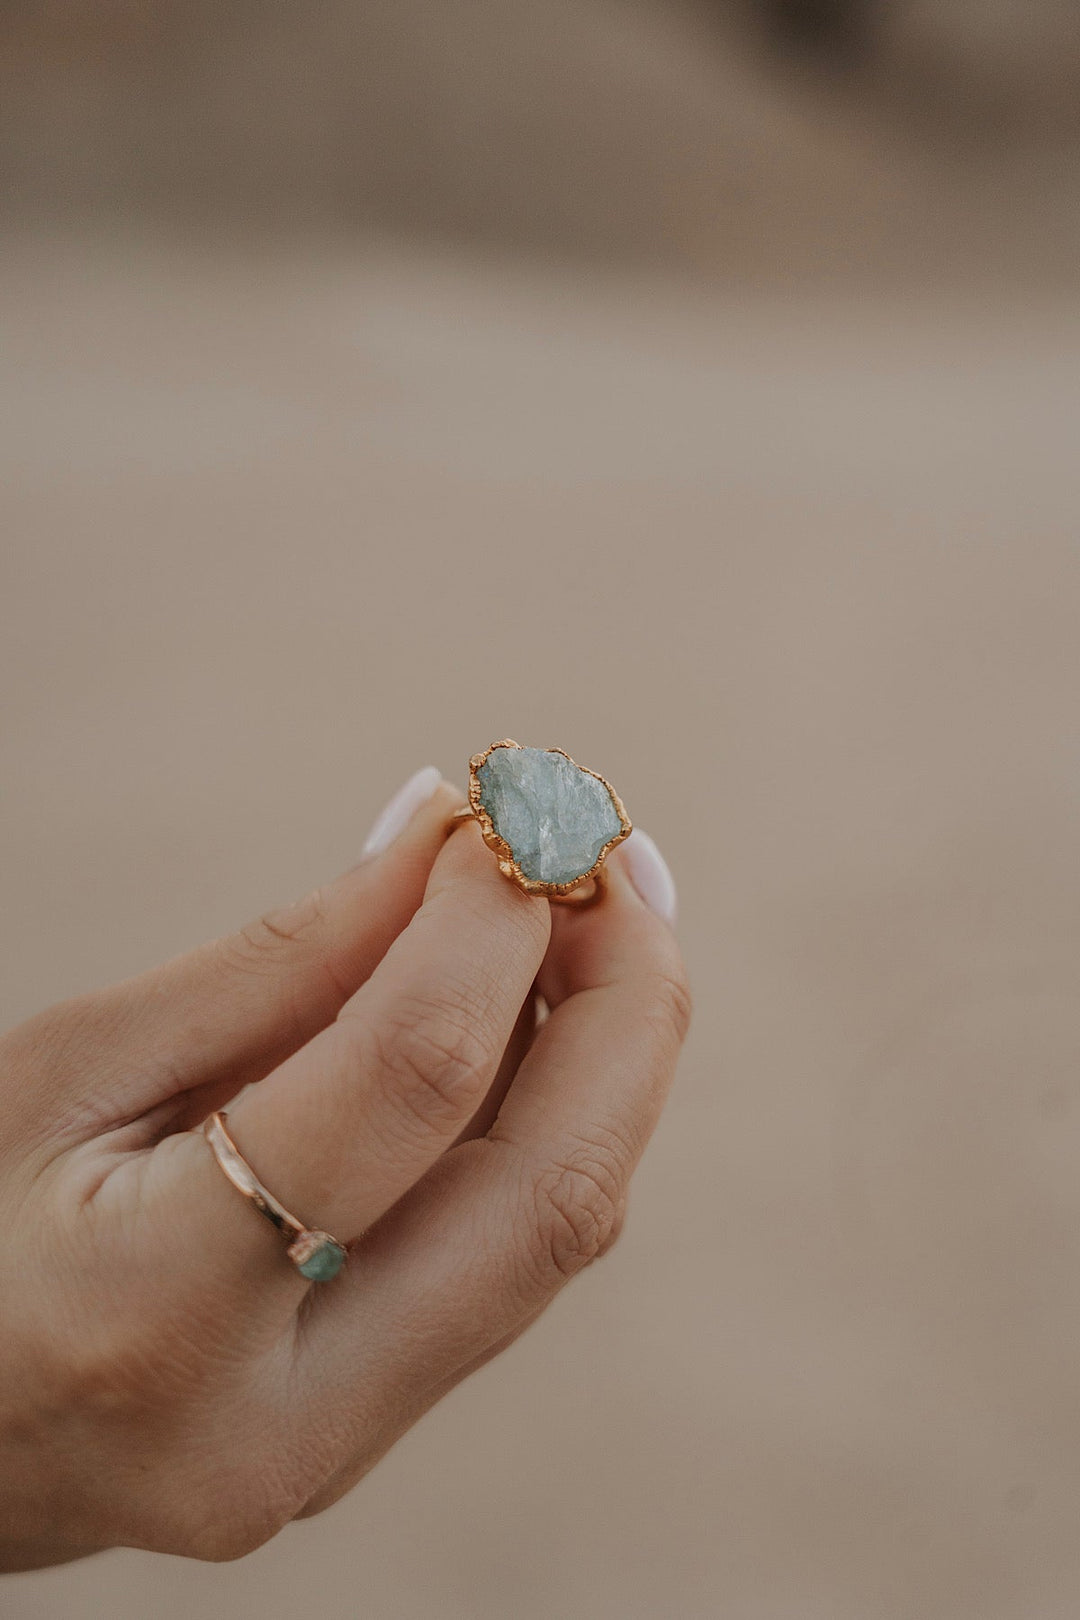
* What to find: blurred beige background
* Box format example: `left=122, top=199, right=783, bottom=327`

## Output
left=2, top=3, right=1080, bottom=1618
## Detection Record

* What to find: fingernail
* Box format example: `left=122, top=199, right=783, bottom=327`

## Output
left=362, top=765, right=443, bottom=859
left=617, top=828, right=678, bottom=925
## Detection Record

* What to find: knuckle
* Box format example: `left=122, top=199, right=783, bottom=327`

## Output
left=646, top=966, right=694, bottom=1047
left=217, top=926, right=283, bottom=982
left=167, top=1498, right=289, bottom=1563
left=215, top=893, right=353, bottom=1022
left=596, top=1195, right=627, bottom=1260
left=530, top=1140, right=628, bottom=1283
left=225, top=889, right=331, bottom=975
left=368, top=997, right=495, bottom=1128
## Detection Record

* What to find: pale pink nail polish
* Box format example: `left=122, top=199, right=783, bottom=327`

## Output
left=617, top=828, right=678, bottom=925
left=362, top=765, right=443, bottom=859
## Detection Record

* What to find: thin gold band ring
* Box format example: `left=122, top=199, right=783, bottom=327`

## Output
left=203, top=1111, right=348, bottom=1282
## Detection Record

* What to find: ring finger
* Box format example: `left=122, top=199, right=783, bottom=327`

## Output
left=138, top=818, right=551, bottom=1311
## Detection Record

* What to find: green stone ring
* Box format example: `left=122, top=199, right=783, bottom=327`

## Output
left=452, top=740, right=632, bottom=904
left=203, top=1111, right=348, bottom=1282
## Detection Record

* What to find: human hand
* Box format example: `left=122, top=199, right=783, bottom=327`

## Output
left=0, top=766, right=689, bottom=1569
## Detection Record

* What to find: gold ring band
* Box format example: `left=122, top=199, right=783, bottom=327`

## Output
left=203, top=1111, right=348, bottom=1282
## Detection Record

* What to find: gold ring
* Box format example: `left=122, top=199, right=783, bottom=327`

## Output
left=449, top=740, right=631, bottom=906
left=203, top=1111, right=348, bottom=1282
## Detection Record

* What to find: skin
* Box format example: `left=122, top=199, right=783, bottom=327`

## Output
left=0, top=781, right=690, bottom=1570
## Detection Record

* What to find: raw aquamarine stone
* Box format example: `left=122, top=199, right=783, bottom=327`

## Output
left=476, top=746, right=624, bottom=885
left=296, top=1239, right=346, bottom=1282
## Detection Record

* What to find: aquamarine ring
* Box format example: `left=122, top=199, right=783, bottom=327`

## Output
left=203, top=1111, right=348, bottom=1282
left=450, top=739, right=632, bottom=905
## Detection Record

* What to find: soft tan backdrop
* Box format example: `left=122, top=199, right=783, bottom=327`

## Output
left=2, top=3, right=1080, bottom=1614
left=2, top=232, right=1078, bottom=1620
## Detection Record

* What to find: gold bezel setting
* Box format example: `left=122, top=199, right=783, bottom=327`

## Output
left=466, top=739, right=632, bottom=899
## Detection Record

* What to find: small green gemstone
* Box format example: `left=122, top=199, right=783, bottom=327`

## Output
left=297, top=1240, right=347, bottom=1282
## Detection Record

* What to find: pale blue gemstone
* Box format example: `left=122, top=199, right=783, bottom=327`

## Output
left=476, top=747, right=623, bottom=885
left=297, top=1240, right=346, bottom=1281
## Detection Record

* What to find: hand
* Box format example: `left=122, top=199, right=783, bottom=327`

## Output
left=0, top=768, right=689, bottom=1570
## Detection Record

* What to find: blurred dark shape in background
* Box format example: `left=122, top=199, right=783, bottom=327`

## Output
left=0, top=0, right=1076, bottom=278
left=747, top=0, right=1080, bottom=133
left=758, top=0, right=874, bottom=58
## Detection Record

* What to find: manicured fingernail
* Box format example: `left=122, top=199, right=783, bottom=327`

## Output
left=617, top=828, right=678, bottom=925
left=362, top=765, right=443, bottom=859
